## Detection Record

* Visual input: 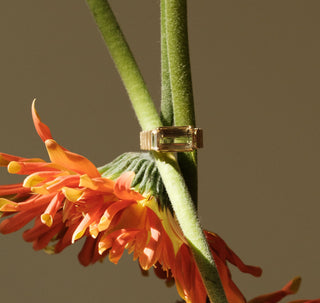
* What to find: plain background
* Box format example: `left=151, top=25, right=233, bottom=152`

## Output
left=0, top=1, right=319, bottom=302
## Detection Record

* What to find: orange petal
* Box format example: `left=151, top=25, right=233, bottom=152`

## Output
left=46, top=175, right=80, bottom=193
left=0, top=183, right=30, bottom=196
left=23, top=213, right=64, bottom=250
left=54, top=220, right=80, bottom=253
left=72, top=213, right=92, bottom=243
left=31, top=100, right=53, bottom=142
left=132, top=230, right=148, bottom=261
left=8, top=161, right=60, bottom=175
left=0, top=194, right=54, bottom=214
left=45, top=139, right=100, bottom=178
left=23, top=171, right=63, bottom=189
left=249, top=277, right=301, bottom=303
left=33, top=221, right=65, bottom=251
left=98, top=200, right=135, bottom=232
left=41, top=192, right=65, bottom=227
left=205, top=231, right=262, bottom=277
left=0, top=205, right=46, bottom=234
left=0, top=152, right=44, bottom=167
left=79, top=175, right=114, bottom=192
left=114, top=171, right=144, bottom=201
left=139, top=209, right=163, bottom=270
left=78, top=236, right=97, bottom=266
left=72, top=207, right=105, bottom=243
left=109, top=230, right=140, bottom=264
left=78, top=233, right=107, bottom=266
left=0, top=198, right=17, bottom=212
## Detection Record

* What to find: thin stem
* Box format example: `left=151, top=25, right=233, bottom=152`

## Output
left=165, top=0, right=195, bottom=126
left=164, top=0, right=198, bottom=206
left=86, top=0, right=161, bottom=131
left=160, top=0, right=173, bottom=126
left=154, top=152, right=228, bottom=303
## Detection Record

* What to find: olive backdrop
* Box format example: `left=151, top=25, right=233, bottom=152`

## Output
left=0, top=1, right=319, bottom=302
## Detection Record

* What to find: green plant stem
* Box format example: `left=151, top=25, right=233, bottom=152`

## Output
left=160, top=0, right=173, bottom=126
left=153, top=152, right=228, bottom=303
left=164, top=0, right=198, bottom=207
left=86, top=0, right=161, bottom=131
left=86, top=1, right=227, bottom=303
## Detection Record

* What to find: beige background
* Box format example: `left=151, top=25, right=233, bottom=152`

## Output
left=0, top=1, right=319, bottom=302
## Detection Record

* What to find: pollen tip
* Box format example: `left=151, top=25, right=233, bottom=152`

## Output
left=41, top=214, right=53, bottom=227
left=7, top=161, right=21, bottom=174
left=72, top=230, right=84, bottom=244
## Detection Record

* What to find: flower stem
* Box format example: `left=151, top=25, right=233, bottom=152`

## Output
left=86, top=1, right=228, bottom=302
left=160, top=0, right=173, bottom=126
left=163, top=0, right=198, bottom=207
left=86, top=0, right=161, bottom=131
left=153, top=152, right=228, bottom=303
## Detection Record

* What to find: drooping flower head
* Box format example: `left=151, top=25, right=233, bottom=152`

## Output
left=0, top=102, right=319, bottom=303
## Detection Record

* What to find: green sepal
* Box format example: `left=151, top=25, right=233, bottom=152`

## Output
left=98, top=152, right=171, bottom=211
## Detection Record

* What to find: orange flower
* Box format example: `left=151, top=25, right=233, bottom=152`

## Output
left=0, top=102, right=319, bottom=303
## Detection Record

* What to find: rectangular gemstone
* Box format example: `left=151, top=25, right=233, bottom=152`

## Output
left=158, top=126, right=194, bottom=151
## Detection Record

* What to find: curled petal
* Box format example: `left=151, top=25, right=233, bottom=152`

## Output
left=32, top=100, right=53, bottom=142
left=45, top=139, right=100, bottom=178
left=62, top=187, right=83, bottom=202
left=23, top=171, right=64, bottom=189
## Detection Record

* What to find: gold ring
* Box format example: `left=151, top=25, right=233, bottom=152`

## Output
left=140, top=126, right=203, bottom=152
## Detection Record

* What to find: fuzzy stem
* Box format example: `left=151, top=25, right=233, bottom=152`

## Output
left=153, top=152, right=228, bottom=303
left=165, top=0, right=195, bottom=126
left=160, top=0, right=173, bottom=126
left=164, top=0, right=198, bottom=206
left=86, top=0, right=161, bottom=131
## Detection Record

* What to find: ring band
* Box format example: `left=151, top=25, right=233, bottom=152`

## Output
left=140, top=126, right=203, bottom=152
